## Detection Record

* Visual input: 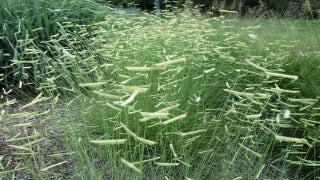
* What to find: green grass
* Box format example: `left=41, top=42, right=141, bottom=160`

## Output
left=0, top=0, right=108, bottom=95
left=1, top=4, right=320, bottom=180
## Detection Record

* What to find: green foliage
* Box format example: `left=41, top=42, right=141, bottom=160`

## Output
left=1, top=2, right=320, bottom=179
left=0, top=0, right=106, bottom=94
left=56, top=13, right=320, bottom=179
left=284, top=55, right=320, bottom=98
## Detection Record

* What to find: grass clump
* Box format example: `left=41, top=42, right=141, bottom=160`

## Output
left=0, top=0, right=108, bottom=94
left=1, top=5, right=320, bottom=180
left=60, top=10, right=320, bottom=179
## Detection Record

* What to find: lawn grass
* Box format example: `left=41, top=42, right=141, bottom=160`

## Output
left=1, top=4, right=320, bottom=179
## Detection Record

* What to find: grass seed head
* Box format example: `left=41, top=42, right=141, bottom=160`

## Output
left=90, top=139, right=127, bottom=145
left=120, top=158, right=142, bottom=173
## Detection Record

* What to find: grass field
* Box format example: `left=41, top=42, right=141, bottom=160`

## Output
left=1, top=3, right=320, bottom=179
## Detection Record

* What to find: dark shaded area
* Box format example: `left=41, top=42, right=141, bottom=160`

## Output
left=107, top=0, right=320, bottom=19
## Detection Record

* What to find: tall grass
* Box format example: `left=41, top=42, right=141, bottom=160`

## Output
left=1, top=4, right=320, bottom=179
left=59, top=10, right=319, bottom=179
left=0, top=0, right=107, bottom=95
